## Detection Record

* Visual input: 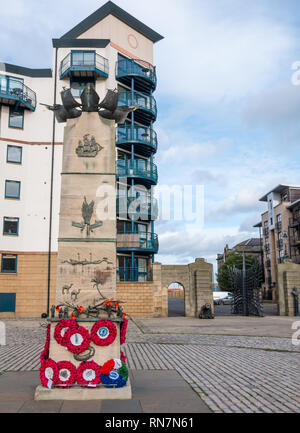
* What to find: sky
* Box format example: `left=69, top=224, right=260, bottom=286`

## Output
left=2, top=0, right=300, bottom=279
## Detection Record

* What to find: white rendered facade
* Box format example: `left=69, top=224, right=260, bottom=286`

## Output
left=0, top=1, right=163, bottom=316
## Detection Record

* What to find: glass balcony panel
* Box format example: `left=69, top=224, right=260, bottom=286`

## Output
left=0, top=76, right=36, bottom=110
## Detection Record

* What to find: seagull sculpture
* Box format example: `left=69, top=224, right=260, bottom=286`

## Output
left=41, top=86, right=137, bottom=124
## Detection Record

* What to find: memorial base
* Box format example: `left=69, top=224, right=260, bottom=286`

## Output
left=34, top=379, right=132, bottom=401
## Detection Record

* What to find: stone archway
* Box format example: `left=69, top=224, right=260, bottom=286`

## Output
left=154, top=258, right=213, bottom=318
left=168, top=282, right=185, bottom=317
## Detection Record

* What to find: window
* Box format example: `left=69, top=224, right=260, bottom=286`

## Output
left=9, top=106, right=24, bottom=129
left=3, top=217, right=19, bottom=235
left=72, top=51, right=95, bottom=66
left=277, top=214, right=282, bottom=229
left=1, top=254, right=17, bottom=273
left=5, top=180, right=21, bottom=199
left=7, top=145, right=22, bottom=164
left=282, top=193, right=289, bottom=202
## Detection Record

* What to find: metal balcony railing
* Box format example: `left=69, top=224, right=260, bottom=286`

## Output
left=116, top=159, right=158, bottom=185
left=0, top=76, right=36, bottom=110
left=117, top=266, right=153, bottom=282
left=118, top=88, right=157, bottom=123
left=60, top=52, right=109, bottom=78
left=117, top=232, right=158, bottom=252
left=117, top=196, right=158, bottom=221
left=116, top=58, right=157, bottom=92
left=116, top=125, right=157, bottom=154
left=289, top=217, right=300, bottom=228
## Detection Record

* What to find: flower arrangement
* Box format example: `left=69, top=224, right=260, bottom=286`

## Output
left=56, top=360, right=77, bottom=386
left=40, top=358, right=59, bottom=389
left=54, top=320, right=78, bottom=346
left=120, top=318, right=128, bottom=345
left=120, top=351, right=127, bottom=364
left=91, top=320, right=117, bottom=347
left=100, top=358, right=128, bottom=388
left=77, top=361, right=102, bottom=387
left=62, top=326, right=91, bottom=354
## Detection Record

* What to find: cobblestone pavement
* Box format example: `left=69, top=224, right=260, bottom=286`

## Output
left=0, top=319, right=299, bottom=413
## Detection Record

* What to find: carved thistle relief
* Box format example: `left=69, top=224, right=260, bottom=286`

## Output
left=76, top=134, right=103, bottom=158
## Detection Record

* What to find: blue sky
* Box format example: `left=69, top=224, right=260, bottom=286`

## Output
left=2, top=0, right=300, bottom=278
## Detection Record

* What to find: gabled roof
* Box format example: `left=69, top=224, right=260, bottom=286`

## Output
left=60, top=1, right=164, bottom=43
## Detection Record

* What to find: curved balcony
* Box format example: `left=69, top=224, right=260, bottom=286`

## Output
left=60, top=51, right=109, bottom=79
left=117, top=232, right=158, bottom=253
left=0, top=76, right=36, bottom=111
left=117, top=159, right=158, bottom=186
left=117, top=196, right=158, bottom=221
left=116, top=125, right=157, bottom=156
left=118, top=88, right=157, bottom=125
left=116, top=58, right=156, bottom=93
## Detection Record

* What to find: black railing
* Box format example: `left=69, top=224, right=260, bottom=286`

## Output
left=117, top=267, right=153, bottom=282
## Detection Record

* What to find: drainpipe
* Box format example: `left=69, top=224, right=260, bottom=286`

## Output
left=46, top=47, right=58, bottom=316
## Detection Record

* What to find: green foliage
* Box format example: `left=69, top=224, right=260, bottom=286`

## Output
left=217, top=252, right=258, bottom=292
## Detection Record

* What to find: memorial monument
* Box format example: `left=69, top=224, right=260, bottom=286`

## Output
left=35, top=87, right=135, bottom=400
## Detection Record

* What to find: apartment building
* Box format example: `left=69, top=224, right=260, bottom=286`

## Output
left=0, top=1, right=163, bottom=316
left=255, top=184, right=300, bottom=300
left=217, top=239, right=262, bottom=272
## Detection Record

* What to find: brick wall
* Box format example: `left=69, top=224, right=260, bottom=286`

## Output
left=0, top=252, right=57, bottom=318
left=116, top=282, right=154, bottom=317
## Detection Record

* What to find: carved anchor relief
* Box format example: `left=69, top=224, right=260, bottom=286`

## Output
left=76, top=134, right=103, bottom=158
left=72, top=197, right=103, bottom=236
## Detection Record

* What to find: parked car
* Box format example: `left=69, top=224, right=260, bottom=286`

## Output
left=219, top=293, right=234, bottom=305
left=213, top=291, right=232, bottom=305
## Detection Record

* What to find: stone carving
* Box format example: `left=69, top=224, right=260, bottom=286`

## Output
left=62, top=254, right=113, bottom=267
left=62, top=283, right=73, bottom=296
left=72, top=197, right=103, bottom=236
left=71, top=289, right=81, bottom=302
left=76, top=134, right=103, bottom=158
left=41, top=87, right=137, bottom=124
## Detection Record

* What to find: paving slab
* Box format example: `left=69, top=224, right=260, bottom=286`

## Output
left=19, top=400, right=64, bottom=413
left=60, top=400, right=102, bottom=413
left=134, top=316, right=297, bottom=338
left=100, top=399, right=142, bottom=413
left=0, top=401, right=24, bottom=413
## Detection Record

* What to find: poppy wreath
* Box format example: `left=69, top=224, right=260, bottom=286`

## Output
left=77, top=361, right=102, bottom=387
left=120, top=351, right=127, bottom=364
left=120, top=318, right=128, bottom=345
left=54, top=320, right=78, bottom=347
left=40, top=358, right=59, bottom=389
left=40, top=324, right=51, bottom=365
left=62, top=326, right=91, bottom=354
left=100, top=359, right=129, bottom=389
left=91, top=320, right=117, bottom=347
left=56, top=361, right=77, bottom=386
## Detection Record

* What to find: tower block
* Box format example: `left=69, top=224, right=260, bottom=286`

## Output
left=56, top=113, right=117, bottom=306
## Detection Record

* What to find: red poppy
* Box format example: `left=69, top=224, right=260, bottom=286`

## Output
left=70, top=313, right=77, bottom=320
left=55, top=305, right=61, bottom=312
left=78, top=306, right=84, bottom=313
